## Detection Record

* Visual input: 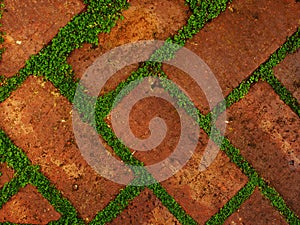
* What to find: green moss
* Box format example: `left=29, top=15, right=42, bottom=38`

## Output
left=149, top=183, right=198, bottom=225
left=90, top=186, right=145, bottom=225
left=0, top=130, right=31, bottom=171
left=262, top=69, right=300, bottom=117
left=0, top=129, right=83, bottom=223
left=206, top=182, right=256, bottom=225
left=0, top=0, right=299, bottom=224
left=0, top=0, right=130, bottom=103
left=258, top=177, right=300, bottom=224
left=0, top=175, right=28, bottom=209
left=211, top=28, right=300, bottom=119
left=0, top=0, right=5, bottom=61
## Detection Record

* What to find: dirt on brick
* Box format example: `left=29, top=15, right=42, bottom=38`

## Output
left=0, top=0, right=191, bottom=223
left=160, top=136, right=248, bottom=224
left=162, top=64, right=212, bottom=114
left=108, top=95, right=182, bottom=166
left=103, top=74, right=248, bottom=223
left=1, top=0, right=300, bottom=224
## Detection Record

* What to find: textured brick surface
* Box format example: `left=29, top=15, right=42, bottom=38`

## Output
left=161, top=134, right=248, bottom=224
left=0, top=0, right=85, bottom=77
left=0, top=0, right=299, bottom=223
left=222, top=81, right=300, bottom=216
left=224, top=189, right=288, bottom=225
left=0, top=76, right=124, bottom=221
left=273, top=48, right=300, bottom=102
left=67, top=0, right=190, bottom=81
left=108, top=189, right=180, bottom=225
left=167, top=0, right=300, bottom=113
left=0, top=185, right=61, bottom=224
left=0, top=163, right=14, bottom=189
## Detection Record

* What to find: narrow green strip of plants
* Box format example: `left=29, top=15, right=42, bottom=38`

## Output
left=0, top=175, right=28, bottom=209
left=172, top=0, right=232, bottom=46
left=0, top=129, right=31, bottom=172
left=146, top=0, right=232, bottom=67
left=29, top=167, right=85, bottom=225
left=201, top=28, right=300, bottom=223
left=149, top=183, right=198, bottom=225
left=258, top=177, right=300, bottom=224
left=262, top=69, right=300, bottom=117
left=0, top=129, right=83, bottom=223
left=0, top=0, right=5, bottom=60
left=157, top=27, right=300, bottom=224
left=90, top=186, right=145, bottom=225
left=206, top=182, right=256, bottom=225
left=207, top=129, right=300, bottom=224
left=210, top=27, right=300, bottom=118
left=0, top=0, right=130, bottom=103
left=91, top=82, right=198, bottom=225
left=1, top=0, right=298, bottom=224
left=73, top=1, right=232, bottom=223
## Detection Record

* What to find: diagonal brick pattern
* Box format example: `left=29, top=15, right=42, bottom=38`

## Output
left=0, top=76, right=124, bottom=222
left=223, top=81, right=300, bottom=216
left=224, top=189, right=288, bottom=225
left=0, top=0, right=299, bottom=224
left=0, top=0, right=85, bottom=77
left=0, top=185, right=61, bottom=224
left=108, top=189, right=180, bottom=225
left=161, top=140, right=248, bottom=224
left=273, top=49, right=300, bottom=102
left=67, top=0, right=190, bottom=80
left=175, top=0, right=300, bottom=97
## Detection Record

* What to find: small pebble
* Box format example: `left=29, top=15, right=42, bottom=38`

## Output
left=16, top=40, right=22, bottom=45
left=73, top=184, right=79, bottom=191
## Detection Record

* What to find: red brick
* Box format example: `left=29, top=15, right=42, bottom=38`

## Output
left=225, top=189, right=287, bottom=225
left=67, top=0, right=190, bottom=81
left=273, top=49, right=300, bottom=102
left=161, top=133, right=248, bottom=224
left=0, top=163, right=14, bottom=189
left=167, top=0, right=300, bottom=113
left=0, top=184, right=61, bottom=224
left=0, top=76, right=125, bottom=221
left=222, top=81, right=300, bottom=216
left=0, top=0, right=85, bottom=77
left=108, top=188, right=180, bottom=225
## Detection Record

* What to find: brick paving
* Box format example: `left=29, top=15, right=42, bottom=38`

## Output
left=224, top=189, right=288, bottom=225
left=0, top=76, right=125, bottom=221
left=0, top=0, right=85, bottom=77
left=274, top=49, right=300, bottom=102
left=164, top=0, right=300, bottom=114
left=0, top=0, right=299, bottom=224
left=67, top=0, right=190, bottom=81
left=160, top=136, right=248, bottom=224
left=0, top=185, right=60, bottom=224
left=108, top=189, right=180, bottom=225
left=222, top=81, right=300, bottom=216
left=0, top=163, right=14, bottom=189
